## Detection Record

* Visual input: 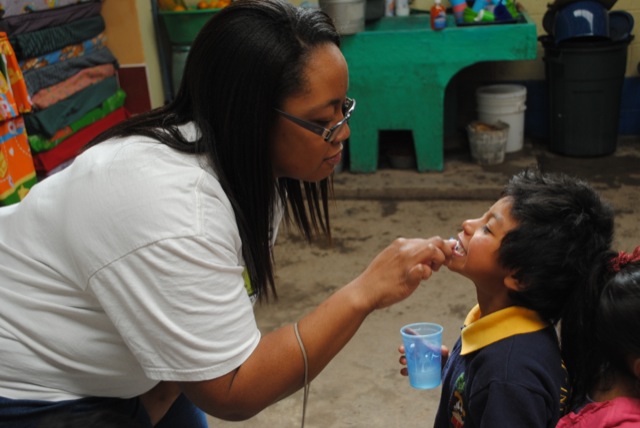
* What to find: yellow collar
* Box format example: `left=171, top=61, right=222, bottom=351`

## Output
left=460, top=305, right=549, bottom=355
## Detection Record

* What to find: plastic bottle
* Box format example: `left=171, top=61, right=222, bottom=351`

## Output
left=430, top=0, right=447, bottom=31
left=396, top=0, right=409, bottom=17
left=385, top=0, right=395, bottom=17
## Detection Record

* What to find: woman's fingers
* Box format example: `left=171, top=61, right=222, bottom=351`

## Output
left=350, top=236, right=453, bottom=312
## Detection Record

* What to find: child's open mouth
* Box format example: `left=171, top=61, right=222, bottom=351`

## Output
left=453, top=238, right=466, bottom=256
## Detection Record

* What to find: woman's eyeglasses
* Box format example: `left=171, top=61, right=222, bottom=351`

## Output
left=276, top=97, right=356, bottom=143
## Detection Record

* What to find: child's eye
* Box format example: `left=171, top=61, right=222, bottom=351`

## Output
left=482, top=225, right=492, bottom=234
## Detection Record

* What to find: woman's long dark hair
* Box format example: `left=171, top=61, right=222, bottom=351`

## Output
left=89, top=0, right=341, bottom=301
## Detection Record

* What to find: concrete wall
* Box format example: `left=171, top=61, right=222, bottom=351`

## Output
left=101, top=0, right=164, bottom=111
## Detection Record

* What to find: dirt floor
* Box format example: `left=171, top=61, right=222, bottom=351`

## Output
left=209, top=137, right=640, bottom=427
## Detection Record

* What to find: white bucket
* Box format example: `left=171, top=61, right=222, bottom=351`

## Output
left=319, top=0, right=365, bottom=35
left=476, top=84, right=527, bottom=153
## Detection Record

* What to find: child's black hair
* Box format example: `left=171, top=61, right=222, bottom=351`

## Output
left=498, top=169, right=615, bottom=323
left=496, top=169, right=617, bottom=411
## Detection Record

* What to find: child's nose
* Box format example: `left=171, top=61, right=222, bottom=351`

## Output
left=461, top=218, right=478, bottom=234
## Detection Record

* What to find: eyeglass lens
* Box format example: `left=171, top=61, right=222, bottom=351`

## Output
left=328, top=99, right=354, bottom=142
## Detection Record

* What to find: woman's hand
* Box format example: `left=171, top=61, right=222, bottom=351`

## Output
left=349, top=236, right=453, bottom=312
left=398, top=344, right=450, bottom=377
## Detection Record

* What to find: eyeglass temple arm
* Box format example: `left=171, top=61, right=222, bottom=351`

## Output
left=276, top=110, right=328, bottom=135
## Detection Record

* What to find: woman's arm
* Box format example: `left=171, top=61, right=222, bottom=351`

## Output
left=178, top=236, right=452, bottom=420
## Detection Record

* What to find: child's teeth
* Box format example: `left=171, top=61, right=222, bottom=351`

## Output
left=449, top=237, right=466, bottom=256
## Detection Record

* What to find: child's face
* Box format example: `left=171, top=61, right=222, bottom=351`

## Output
left=448, top=197, right=519, bottom=290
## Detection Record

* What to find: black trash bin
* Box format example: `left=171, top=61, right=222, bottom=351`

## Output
left=542, top=36, right=632, bottom=157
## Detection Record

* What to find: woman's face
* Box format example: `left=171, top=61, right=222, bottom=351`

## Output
left=271, top=43, right=350, bottom=181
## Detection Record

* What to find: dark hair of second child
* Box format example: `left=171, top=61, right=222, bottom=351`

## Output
left=563, top=247, right=640, bottom=409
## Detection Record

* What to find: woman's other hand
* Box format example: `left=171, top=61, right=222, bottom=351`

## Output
left=398, top=344, right=450, bottom=377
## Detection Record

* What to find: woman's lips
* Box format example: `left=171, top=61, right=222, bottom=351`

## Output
left=326, top=150, right=342, bottom=166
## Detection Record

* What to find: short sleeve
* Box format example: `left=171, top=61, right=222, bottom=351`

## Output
left=89, top=232, right=261, bottom=382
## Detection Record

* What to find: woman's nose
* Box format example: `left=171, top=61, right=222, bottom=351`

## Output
left=333, top=123, right=350, bottom=145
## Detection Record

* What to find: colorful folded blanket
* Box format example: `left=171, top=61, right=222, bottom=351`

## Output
left=23, top=47, right=117, bottom=96
left=0, top=0, right=102, bottom=35
left=19, top=31, right=107, bottom=73
left=28, top=88, right=126, bottom=153
left=32, top=107, right=129, bottom=175
left=31, top=62, right=115, bottom=110
left=0, top=32, right=31, bottom=117
left=24, top=75, right=117, bottom=138
left=0, top=116, right=37, bottom=205
left=0, top=0, right=94, bottom=18
left=10, top=15, right=105, bottom=60
left=0, top=31, right=36, bottom=205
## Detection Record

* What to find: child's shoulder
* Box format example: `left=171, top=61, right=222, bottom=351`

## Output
left=465, top=327, right=565, bottom=399
left=473, top=326, right=561, bottom=374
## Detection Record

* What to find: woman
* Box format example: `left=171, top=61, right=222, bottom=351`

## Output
left=0, top=0, right=451, bottom=426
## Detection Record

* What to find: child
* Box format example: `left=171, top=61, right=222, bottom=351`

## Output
left=556, top=246, right=640, bottom=427
left=403, top=169, right=615, bottom=427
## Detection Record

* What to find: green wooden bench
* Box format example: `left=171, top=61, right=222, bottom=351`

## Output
left=340, top=13, right=537, bottom=172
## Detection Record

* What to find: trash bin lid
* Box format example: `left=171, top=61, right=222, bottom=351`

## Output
left=543, top=0, right=617, bottom=38
left=554, top=0, right=610, bottom=44
left=609, top=11, right=634, bottom=42
left=548, top=0, right=616, bottom=11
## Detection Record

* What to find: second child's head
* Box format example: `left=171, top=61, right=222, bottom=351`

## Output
left=448, top=169, right=614, bottom=322
left=595, top=248, right=640, bottom=390
left=565, top=246, right=640, bottom=408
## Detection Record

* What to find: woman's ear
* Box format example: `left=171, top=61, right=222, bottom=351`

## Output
left=504, top=272, right=520, bottom=292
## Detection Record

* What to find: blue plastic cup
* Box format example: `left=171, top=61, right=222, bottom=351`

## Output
left=400, top=322, right=443, bottom=389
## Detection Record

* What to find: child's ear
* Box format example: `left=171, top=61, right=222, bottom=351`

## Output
left=504, top=272, right=520, bottom=291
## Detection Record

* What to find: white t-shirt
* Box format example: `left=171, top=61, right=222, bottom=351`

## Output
left=0, top=123, right=281, bottom=401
